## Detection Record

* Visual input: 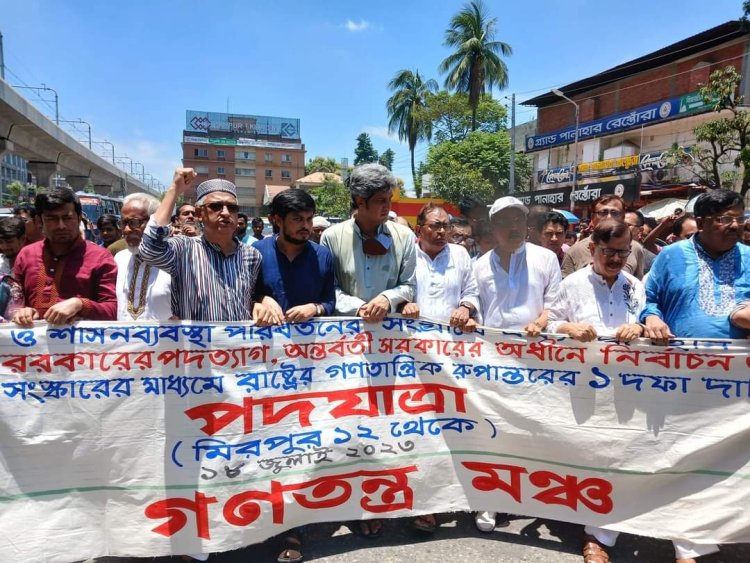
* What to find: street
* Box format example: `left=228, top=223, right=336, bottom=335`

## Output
left=90, top=513, right=750, bottom=563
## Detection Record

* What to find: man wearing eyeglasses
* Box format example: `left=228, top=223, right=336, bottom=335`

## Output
left=401, top=203, right=479, bottom=333
left=114, top=193, right=174, bottom=321
left=548, top=218, right=645, bottom=342
left=561, top=195, right=645, bottom=279
left=639, top=189, right=750, bottom=563
left=140, top=168, right=274, bottom=324
left=320, top=163, right=416, bottom=325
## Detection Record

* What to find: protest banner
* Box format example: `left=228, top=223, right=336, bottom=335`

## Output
left=0, top=318, right=749, bottom=562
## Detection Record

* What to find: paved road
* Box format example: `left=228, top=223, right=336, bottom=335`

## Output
left=90, top=513, right=750, bottom=563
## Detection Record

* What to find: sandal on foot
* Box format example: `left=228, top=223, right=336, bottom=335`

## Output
left=277, top=535, right=304, bottom=563
left=412, top=514, right=437, bottom=533
left=583, top=534, right=610, bottom=563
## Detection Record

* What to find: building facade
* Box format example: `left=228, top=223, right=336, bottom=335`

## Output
left=521, top=20, right=749, bottom=213
left=1, top=152, right=28, bottom=201
left=181, top=110, right=305, bottom=216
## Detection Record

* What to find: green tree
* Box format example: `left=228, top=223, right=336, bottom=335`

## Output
left=386, top=69, right=438, bottom=196
left=439, top=0, right=512, bottom=131
left=378, top=148, right=396, bottom=170
left=353, top=133, right=379, bottom=166
left=426, top=90, right=507, bottom=143
left=668, top=65, right=750, bottom=194
left=305, top=156, right=340, bottom=175
left=309, top=174, right=350, bottom=219
left=4, top=181, right=25, bottom=205
left=425, top=130, right=531, bottom=200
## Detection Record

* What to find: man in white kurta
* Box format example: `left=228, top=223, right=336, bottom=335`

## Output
left=472, top=196, right=561, bottom=533
left=115, top=193, right=174, bottom=321
left=474, top=197, right=561, bottom=334
left=547, top=220, right=645, bottom=341
left=402, top=204, right=479, bottom=329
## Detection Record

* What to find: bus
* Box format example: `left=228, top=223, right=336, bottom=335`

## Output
left=75, top=192, right=123, bottom=225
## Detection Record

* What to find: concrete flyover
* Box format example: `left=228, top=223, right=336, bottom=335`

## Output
left=0, top=77, right=158, bottom=197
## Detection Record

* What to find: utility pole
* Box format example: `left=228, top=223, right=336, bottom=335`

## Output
left=509, top=93, right=516, bottom=194
left=0, top=32, right=5, bottom=80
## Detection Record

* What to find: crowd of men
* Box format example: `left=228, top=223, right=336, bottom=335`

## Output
left=0, top=163, right=749, bottom=563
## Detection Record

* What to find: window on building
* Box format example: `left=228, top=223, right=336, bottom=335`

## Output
left=195, top=165, right=209, bottom=174
left=264, top=153, right=273, bottom=162
left=217, top=149, right=226, bottom=160
left=236, top=151, right=256, bottom=161
left=194, top=148, right=208, bottom=158
left=217, top=167, right=226, bottom=175
left=281, top=170, right=291, bottom=179
left=281, top=154, right=292, bottom=163
left=265, top=169, right=273, bottom=178
left=235, top=168, right=256, bottom=177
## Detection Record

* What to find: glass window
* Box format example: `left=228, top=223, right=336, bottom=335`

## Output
left=281, top=170, right=291, bottom=179
left=195, top=165, right=209, bottom=174
left=265, top=169, right=273, bottom=178
left=264, top=153, right=273, bottom=162
left=194, top=148, right=208, bottom=158
left=217, top=167, right=226, bottom=175
left=217, top=149, right=226, bottom=159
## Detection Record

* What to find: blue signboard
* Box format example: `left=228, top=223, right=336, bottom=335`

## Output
left=185, top=110, right=301, bottom=140
left=525, top=97, right=682, bottom=151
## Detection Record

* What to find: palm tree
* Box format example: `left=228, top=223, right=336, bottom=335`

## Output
left=439, top=0, right=512, bottom=131
left=386, top=69, right=438, bottom=196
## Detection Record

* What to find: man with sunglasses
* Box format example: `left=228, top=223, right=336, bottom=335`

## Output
left=561, top=195, right=645, bottom=279
left=320, top=163, right=416, bottom=325
left=140, top=168, right=274, bottom=324
left=638, top=188, right=750, bottom=563
left=114, top=192, right=174, bottom=321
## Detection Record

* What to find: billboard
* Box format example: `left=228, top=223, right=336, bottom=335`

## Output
left=186, top=111, right=301, bottom=140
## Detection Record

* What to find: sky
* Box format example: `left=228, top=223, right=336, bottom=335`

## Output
left=0, top=0, right=744, bottom=193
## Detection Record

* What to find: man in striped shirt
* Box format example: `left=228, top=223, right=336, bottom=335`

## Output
left=140, top=168, right=275, bottom=324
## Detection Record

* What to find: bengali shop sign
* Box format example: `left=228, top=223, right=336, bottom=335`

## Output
left=1, top=320, right=750, bottom=561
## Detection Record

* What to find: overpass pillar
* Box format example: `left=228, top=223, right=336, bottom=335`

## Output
left=27, top=161, right=59, bottom=188
left=0, top=138, right=15, bottom=158
left=65, top=175, right=90, bottom=191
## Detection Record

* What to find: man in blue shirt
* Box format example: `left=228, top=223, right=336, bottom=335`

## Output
left=642, top=189, right=750, bottom=342
left=251, top=189, right=335, bottom=563
left=252, top=189, right=335, bottom=323
left=640, top=188, right=750, bottom=563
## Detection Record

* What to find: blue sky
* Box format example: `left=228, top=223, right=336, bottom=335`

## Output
left=1, top=0, right=743, bottom=192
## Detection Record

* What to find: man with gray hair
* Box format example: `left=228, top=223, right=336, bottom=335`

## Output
left=140, top=168, right=274, bottom=324
left=320, top=163, right=416, bottom=539
left=321, top=163, right=416, bottom=322
left=114, top=192, right=174, bottom=321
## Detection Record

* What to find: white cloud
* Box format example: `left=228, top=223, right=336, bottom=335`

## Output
left=364, top=125, right=403, bottom=144
left=343, top=19, right=370, bottom=32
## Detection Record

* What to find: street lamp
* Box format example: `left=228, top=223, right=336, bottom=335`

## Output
left=59, top=119, right=92, bottom=149
left=11, top=83, right=59, bottom=125
left=552, top=88, right=579, bottom=211
left=115, top=155, right=134, bottom=175
left=503, top=94, right=516, bottom=194
left=93, top=140, right=115, bottom=164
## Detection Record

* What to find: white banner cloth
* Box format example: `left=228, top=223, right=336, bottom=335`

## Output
left=0, top=318, right=749, bottom=562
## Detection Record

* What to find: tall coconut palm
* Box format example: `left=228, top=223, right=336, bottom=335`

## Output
left=386, top=69, right=438, bottom=196
left=439, top=0, right=512, bottom=131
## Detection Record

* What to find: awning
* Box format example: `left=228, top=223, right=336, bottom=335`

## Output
left=552, top=209, right=580, bottom=224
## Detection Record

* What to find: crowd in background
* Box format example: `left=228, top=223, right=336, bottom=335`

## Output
left=0, top=163, right=749, bottom=563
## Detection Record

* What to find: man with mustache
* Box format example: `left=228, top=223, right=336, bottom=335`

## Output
left=562, top=195, right=645, bottom=279
left=11, top=187, right=117, bottom=326
left=114, top=193, right=174, bottom=321
left=249, top=188, right=335, bottom=563
left=471, top=196, right=561, bottom=533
